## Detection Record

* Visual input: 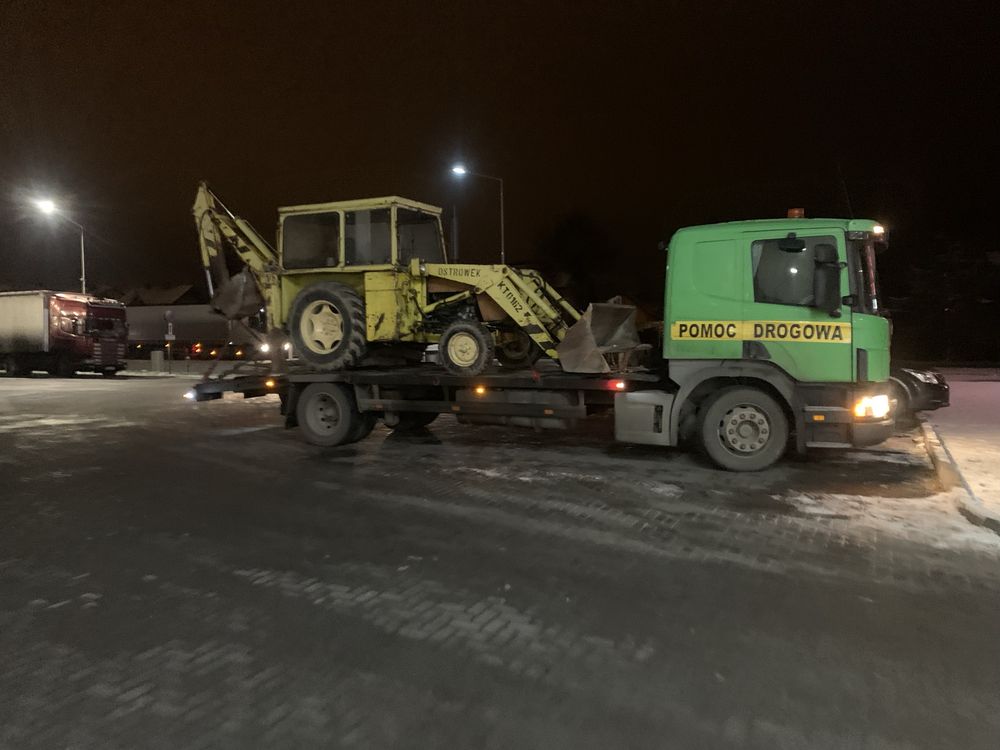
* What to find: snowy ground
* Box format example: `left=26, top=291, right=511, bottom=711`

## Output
left=1, top=377, right=999, bottom=748
left=928, top=380, right=1000, bottom=526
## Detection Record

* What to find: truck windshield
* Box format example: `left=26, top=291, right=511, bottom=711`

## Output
left=90, top=317, right=125, bottom=334
left=847, top=237, right=883, bottom=315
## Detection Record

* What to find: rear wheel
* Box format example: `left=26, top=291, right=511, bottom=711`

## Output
left=440, top=321, right=494, bottom=376
left=296, top=382, right=365, bottom=447
left=289, top=282, right=367, bottom=371
left=698, top=386, right=789, bottom=471
left=4, top=354, right=26, bottom=378
left=495, top=328, right=542, bottom=369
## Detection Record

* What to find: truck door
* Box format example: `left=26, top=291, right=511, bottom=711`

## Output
left=742, top=231, right=853, bottom=383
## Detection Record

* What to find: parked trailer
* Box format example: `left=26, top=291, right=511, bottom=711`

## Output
left=1, top=290, right=127, bottom=377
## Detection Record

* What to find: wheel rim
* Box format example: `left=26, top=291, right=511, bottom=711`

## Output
left=446, top=331, right=481, bottom=367
left=718, top=404, right=771, bottom=455
left=305, top=392, right=341, bottom=435
left=300, top=300, right=344, bottom=354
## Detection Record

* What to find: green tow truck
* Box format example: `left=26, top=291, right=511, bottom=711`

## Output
left=192, top=200, right=894, bottom=471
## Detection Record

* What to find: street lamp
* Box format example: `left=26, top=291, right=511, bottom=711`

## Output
left=33, top=198, right=87, bottom=294
left=450, top=163, right=505, bottom=264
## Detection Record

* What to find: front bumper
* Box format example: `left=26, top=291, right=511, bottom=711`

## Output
left=852, top=417, right=895, bottom=447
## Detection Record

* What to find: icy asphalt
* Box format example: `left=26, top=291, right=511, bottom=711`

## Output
left=1, top=376, right=999, bottom=749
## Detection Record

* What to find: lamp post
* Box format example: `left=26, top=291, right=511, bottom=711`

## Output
left=34, top=198, right=87, bottom=294
left=450, top=164, right=505, bottom=264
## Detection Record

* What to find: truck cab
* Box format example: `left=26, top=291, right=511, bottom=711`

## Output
left=626, top=217, right=894, bottom=468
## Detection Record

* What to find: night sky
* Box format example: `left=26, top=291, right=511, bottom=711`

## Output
left=1, top=1, right=996, bottom=313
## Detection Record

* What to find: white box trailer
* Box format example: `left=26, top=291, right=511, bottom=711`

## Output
left=0, top=291, right=50, bottom=352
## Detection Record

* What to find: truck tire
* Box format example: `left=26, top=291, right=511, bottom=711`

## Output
left=289, top=282, right=367, bottom=371
left=698, top=386, right=789, bottom=471
left=495, top=328, right=542, bottom=369
left=4, top=354, right=26, bottom=378
left=440, top=321, right=494, bottom=376
left=296, top=382, right=365, bottom=447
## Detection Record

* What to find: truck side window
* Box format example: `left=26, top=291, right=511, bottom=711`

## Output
left=397, top=209, right=443, bottom=265
left=345, top=209, right=391, bottom=266
left=283, top=212, right=341, bottom=269
left=751, top=235, right=835, bottom=307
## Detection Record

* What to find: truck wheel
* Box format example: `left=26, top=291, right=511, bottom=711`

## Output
left=350, top=413, right=377, bottom=442
left=698, top=386, right=788, bottom=471
left=495, top=328, right=542, bottom=369
left=289, top=282, right=367, bottom=371
left=296, top=382, right=364, bottom=447
left=386, top=411, right=438, bottom=431
left=4, top=355, right=25, bottom=378
left=440, top=321, right=494, bottom=376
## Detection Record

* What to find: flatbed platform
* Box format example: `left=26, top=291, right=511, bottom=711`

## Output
left=191, top=361, right=662, bottom=401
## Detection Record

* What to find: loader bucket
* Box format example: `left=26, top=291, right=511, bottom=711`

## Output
left=556, top=303, right=641, bottom=373
left=211, top=268, right=264, bottom=320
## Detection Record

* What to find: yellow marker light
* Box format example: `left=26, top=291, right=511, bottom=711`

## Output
left=235, top=350, right=244, bottom=357
left=264, top=379, right=276, bottom=389
left=812, top=414, right=826, bottom=422
left=474, top=385, right=487, bottom=396
left=209, top=349, right=217, bottom=357
left=854, top=394, right=890, bottom=419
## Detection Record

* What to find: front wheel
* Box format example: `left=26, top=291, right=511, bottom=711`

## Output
left=439, top=322, right=494, bottom=376
left=698, top=386, right=789, bottom=471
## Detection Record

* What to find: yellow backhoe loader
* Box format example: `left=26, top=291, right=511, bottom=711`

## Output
left=193, top=182, right=639, bottom=375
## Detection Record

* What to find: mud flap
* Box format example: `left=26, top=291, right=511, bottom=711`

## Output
left=556, top=303, right=640, bottom=373
left=211, top=268, right=264, bottom=319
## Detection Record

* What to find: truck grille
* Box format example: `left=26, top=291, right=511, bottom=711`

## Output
left=93, top=339, right=124, bottom=364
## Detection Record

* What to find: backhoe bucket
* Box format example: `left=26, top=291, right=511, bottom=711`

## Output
left=211, top=268, right=264, bottom=320
left=556, top=303, right=641, bottom=373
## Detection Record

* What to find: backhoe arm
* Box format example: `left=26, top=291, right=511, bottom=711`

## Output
left=193, top=181, right=281, bottom=324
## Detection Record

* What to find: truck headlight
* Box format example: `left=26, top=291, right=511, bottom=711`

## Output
left=902, top=368, right=938, bottom=384
left=854, top=394, right=890, bottom=420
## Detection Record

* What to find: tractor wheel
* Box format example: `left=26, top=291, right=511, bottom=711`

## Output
left=698, top=386, right=789, bottom=472
left=439, top=321, right=494, bottom=376
left=495, top=328, right=542, bottom=369
left=289, top=282, right=367, bottom=370
left=296, top=382, right=365, bottom=447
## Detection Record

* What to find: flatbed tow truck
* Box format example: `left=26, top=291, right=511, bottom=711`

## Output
left=190, top=185, right=895, bottom=471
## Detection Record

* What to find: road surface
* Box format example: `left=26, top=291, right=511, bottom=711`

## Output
left=1, top=376, right=999, bottom=749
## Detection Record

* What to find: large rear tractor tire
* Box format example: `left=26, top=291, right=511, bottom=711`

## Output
left=296, top=382, right=368, bottom=447
left=439, top=321, right=494, bottom=376
left=698, top=386, right=789, bottom=472
left=495, top=328, right=542, bottom=369
left=289, top=282, right=367, bottom=370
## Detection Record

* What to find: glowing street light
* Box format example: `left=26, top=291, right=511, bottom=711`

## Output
left=35, top=198, right=57, bottom=215
left=450, top=163, right=505, bottom=264
left=33, top=197, right=87, bottom=294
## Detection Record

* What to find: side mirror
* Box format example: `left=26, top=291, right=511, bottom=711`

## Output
left=657, top=239, right=668, bottom=252
left=813, top=243, right=843, bottom=317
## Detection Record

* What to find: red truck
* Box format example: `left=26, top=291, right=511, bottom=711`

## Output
left=0, top=290, right=127, bottom=377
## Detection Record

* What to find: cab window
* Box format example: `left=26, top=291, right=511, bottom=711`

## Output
left=282, top=212, right=341, bottom=269
left=751, top=235, right=836, bottom=307
left=345, top=209, right=391, bottom=265
left=397, top=209, right=443, bottom=265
